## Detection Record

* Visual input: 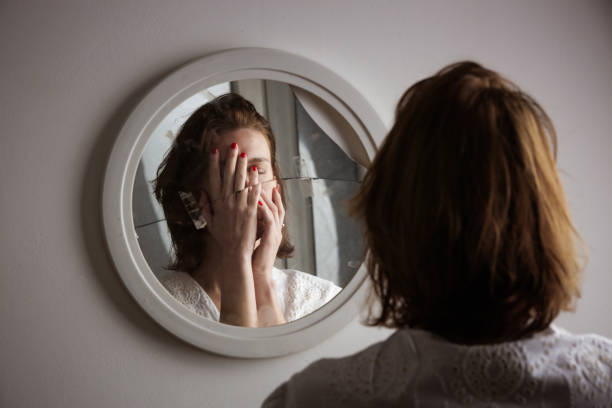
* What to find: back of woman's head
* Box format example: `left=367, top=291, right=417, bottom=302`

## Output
left=352, top=61, right=583, bottom=344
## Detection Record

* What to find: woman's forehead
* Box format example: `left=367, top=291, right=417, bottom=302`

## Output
left=213, top=128, right=271, bottom=158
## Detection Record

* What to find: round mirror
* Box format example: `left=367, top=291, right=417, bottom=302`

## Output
left=103, top=48, right=385, bottom=357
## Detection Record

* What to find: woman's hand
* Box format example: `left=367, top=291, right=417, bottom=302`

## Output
left=252, top=182, right=285, bottom=279
left=200, top=145, right=260, bottom=259
left=199, top=144, right=261, bottom=327
left=251, top=177, right=287, bottom=326
left=199, top=144, right=285, bottom=327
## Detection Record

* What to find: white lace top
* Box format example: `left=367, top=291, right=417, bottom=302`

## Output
left=263, top=325, right=612, bottom=407
left=161, top=267, right=342, bottom=322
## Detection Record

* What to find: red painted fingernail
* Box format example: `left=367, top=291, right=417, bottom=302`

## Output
left=240, top=152, right=246, bottom=158
left=258, top=200, right=263, bottom=206
left=212, top=147, right=218, bottom=154
left=252, top=165, right=257, bottom=172
left=231, top=142, right=237, bottom=149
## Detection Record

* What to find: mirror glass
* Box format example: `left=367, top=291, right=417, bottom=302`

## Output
left=132, top=79, right=365, bottom=326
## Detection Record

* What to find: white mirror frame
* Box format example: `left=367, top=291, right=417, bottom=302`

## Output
left=102, top=47, right=385, bottom=358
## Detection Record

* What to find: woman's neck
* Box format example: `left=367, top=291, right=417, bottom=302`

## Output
left=191, top=234, right=223, bottom=310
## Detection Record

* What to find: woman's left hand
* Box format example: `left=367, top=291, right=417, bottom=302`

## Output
left=250, top=178, right=287, bottom=326
left=252, top=182, right=285, bottom=280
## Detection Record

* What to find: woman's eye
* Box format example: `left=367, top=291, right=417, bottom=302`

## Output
left=258, top=169, right=266, bottom=175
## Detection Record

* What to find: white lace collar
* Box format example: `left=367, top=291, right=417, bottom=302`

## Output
left=161, top=267, right=341, bottom=323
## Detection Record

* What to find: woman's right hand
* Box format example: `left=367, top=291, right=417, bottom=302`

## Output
left=200, top=143, right=261, bottom=259
left=198, top=143, right=261, bottom=327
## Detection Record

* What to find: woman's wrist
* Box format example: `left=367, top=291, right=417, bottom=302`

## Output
left=252, top=262, right=273, bottom=276
left=254, top=278, right=276, bottom=298
left=252, top=271, right=275, bottom=291
left=217, top=256, right=258, bottom=327
left=218, top=253, right=254, bottom=293
left=219, top=251, right=252, bottom=270
left=252, top=277, right=285, bottom=326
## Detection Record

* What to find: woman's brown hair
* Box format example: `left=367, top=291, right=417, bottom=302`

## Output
left=352, top=61, right=584, bottom=344
left=154, top=93, right=294, bottom=274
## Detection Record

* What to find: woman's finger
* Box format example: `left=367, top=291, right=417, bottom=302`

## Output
left=207, top=147, right=221, bottom=202
left=222, top=142, right=239, bottom=199
left=234, top=151, right=248, bottom=193
left=247, top=174, right=261, bottom=208
left=257, top=192, right=275, bottom=227
left=247, top=164, right=259, bottom=191
left=260, top=189, right=280, bottom=225
left=273, top=183, right=285, bottom=225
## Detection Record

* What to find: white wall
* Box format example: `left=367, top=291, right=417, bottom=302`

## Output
left=1, top=1, right=611, bottom=406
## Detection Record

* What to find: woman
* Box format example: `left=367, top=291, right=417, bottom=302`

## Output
left=263, top=62, right=612, bottom=406
left=154, top=93, right=340, bottom=327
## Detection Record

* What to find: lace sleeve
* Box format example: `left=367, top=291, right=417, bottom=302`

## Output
left=161, top=272, right=220, bottom=321
left=555, top=332, right=612, bottom=406
left=262, top=340, right=399, bottom=408
left=273, top=268, right=342, bottom=322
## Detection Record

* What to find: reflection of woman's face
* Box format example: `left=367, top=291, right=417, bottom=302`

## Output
left=213, top=128, right=276, bottom=237
left=213, top=127, right=275, bottom=196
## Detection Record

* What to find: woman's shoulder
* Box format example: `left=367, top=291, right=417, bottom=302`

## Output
left=264, top=326, right=612, bottom=407
left=412, top=324, right=612, bottom=405
left=263, top=330, right=410, bottom=407
left=518, top=324, right=612, bottom=367
left=271, top=267, right=342, bottom=322
left=272, top=267, right=342, bottom=298
left=160, top=271, right=220, bottom=321
left=542, top=326, right=612, bottom=404
left=160, top=271, right=199, bottom=296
